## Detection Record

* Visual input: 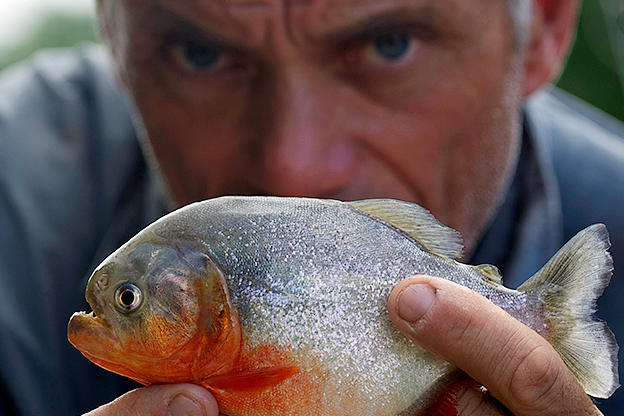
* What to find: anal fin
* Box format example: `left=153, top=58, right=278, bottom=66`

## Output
left=399, top=371, right=482, bottom=416
left=428, top=392, right=458, bottom=416
left=426, top=378, right=482, bottom=416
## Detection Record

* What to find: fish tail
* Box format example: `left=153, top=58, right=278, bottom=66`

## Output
left=517, top=223, right=619, bottom=398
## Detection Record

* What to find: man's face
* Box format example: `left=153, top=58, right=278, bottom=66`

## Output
left=106, top=0, right=525, bottom=254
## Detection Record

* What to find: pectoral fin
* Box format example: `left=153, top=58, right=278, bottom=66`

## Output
left=202, top=366, right=299, bottom=393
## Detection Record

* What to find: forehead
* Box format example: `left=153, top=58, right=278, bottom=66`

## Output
left=119, top=0, right=505, bottom=43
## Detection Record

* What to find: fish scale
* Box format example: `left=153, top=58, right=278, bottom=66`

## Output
left=175, top=197, right=533, bottom=413
left=68, top=196, right=619, bottom=415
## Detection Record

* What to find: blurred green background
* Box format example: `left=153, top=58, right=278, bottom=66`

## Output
left=0, top=1, right=622, bottom=122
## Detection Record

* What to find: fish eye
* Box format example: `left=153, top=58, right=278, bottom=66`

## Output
left=114, top=283, right=143, bottom=313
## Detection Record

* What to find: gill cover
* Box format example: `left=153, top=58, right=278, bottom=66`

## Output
left=89, top=240, right=239, bottom=362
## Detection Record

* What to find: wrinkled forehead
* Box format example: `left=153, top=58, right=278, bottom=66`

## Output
left=112, top=0, right=501, bottom=47
left=122, top=0, right=437, bottom=14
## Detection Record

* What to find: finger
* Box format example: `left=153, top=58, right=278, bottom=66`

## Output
left=83, top=383, right=219, bottom=416
left=387, top=275, right=602, bottom=416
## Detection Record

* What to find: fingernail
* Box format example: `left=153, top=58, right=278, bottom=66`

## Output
left=168, top=394, right=206, bottom=416
left=398, top=284, right=435, bottom=322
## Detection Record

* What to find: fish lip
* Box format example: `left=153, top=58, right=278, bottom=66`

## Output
left=67, top=311, right=120, bottom=361
left=67, top=312, right=152, bottom=385
left=71, top=310, right=107, bottom=323
left=67, top=310, right=112, bottom=336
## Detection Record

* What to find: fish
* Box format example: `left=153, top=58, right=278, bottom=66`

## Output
left=67, top=196, right=619, bottom=415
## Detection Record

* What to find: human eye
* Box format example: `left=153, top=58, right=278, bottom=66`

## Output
left=340, top=29, right=423, bottom=75
left=366, top=33, right=414, bottom=63
left=334, top=24, right=436, bottom=98
left=139, top=27, right=254, bottom=101
left=167, top=39, right=233, bottom=73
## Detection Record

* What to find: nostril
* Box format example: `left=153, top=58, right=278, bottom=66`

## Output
left=96, top=274, right=110, bottom=291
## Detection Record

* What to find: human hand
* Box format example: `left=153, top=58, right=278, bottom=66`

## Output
left=387, top=275, right=604, bottom=416
left=83, top=383, right=219, bottom=416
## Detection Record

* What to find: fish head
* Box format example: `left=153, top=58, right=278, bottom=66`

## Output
left=68, top=236, right=241, bottom=384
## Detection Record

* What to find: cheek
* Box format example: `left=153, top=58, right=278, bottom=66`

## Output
left=376, top=34, right=515, bottom=198
left=120, top=287, right=201, bottom=358
left=131, top=81, right=254, bottom=203
left=126, top=314, right=198, bottom=357
left=122, top=30, right=258, bottom=203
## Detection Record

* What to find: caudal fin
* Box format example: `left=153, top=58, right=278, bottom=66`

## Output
left=517, top=224, right=619, bottom=398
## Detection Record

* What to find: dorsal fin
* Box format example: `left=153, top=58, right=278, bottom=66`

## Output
left=474, top=264, right=503, bottom=285
left=347, top=199, right=464, bottom=259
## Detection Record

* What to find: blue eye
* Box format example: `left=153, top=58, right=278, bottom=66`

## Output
left=182, top=42, right=221, bottom=70
left=373, top=33, right=411, bottom=61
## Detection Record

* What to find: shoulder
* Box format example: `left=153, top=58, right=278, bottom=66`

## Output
left=0, top=44, right=141, bottom=185
left=0, top=44, right=147, bottom=270
left=525, top=88, right=624, bottom=233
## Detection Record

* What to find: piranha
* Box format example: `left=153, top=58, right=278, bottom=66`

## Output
left=68, top=197, right=619, bottom=415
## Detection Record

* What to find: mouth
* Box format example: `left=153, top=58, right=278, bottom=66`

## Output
left=70, top=309, right=102, bottom=322
left=85, top=283, right=105, bottom=319
left=67, top=311, right=153, bottom=385
left=67, top=310, right=119, bottom=358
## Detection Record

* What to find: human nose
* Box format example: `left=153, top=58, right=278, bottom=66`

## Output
left=250, top=68, right=358, bottom=197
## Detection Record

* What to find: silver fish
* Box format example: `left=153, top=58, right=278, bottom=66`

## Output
left=68, top=197, right=619, bottom=416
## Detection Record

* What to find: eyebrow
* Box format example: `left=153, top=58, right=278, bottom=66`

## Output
left=129, top=0, right=458, bottom=50
left=316, top=4, right=445, bottom=45
left=131, top=1, right=247, bottom=52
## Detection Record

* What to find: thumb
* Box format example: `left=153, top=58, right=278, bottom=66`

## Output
left=387, top=275, right=601, bottom=416
left=83, top=383, right=220, bottom=416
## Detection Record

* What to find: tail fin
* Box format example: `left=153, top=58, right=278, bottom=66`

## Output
left=517, top=224, right=619, bottom=398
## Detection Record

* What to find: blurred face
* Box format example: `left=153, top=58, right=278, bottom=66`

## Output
left=103, top=0, right=525, bottom=254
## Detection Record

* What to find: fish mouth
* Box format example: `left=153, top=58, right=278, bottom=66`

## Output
left=67, top=311, right=152, bottom=385
left=67, top=310, right=120, bottom=362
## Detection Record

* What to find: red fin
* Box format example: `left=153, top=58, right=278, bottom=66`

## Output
left=130, top=376, right=151, bottom=386
left=428, top=379, right=483, bottom=416
left=202, top=366, right=299, bottom=393
left=428, top=390, right=458, bottom=416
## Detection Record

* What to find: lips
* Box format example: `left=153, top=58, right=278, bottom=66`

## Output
left=67, top=311, right=119, bottom=361
left=67, top=311, right=154, bottom=385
